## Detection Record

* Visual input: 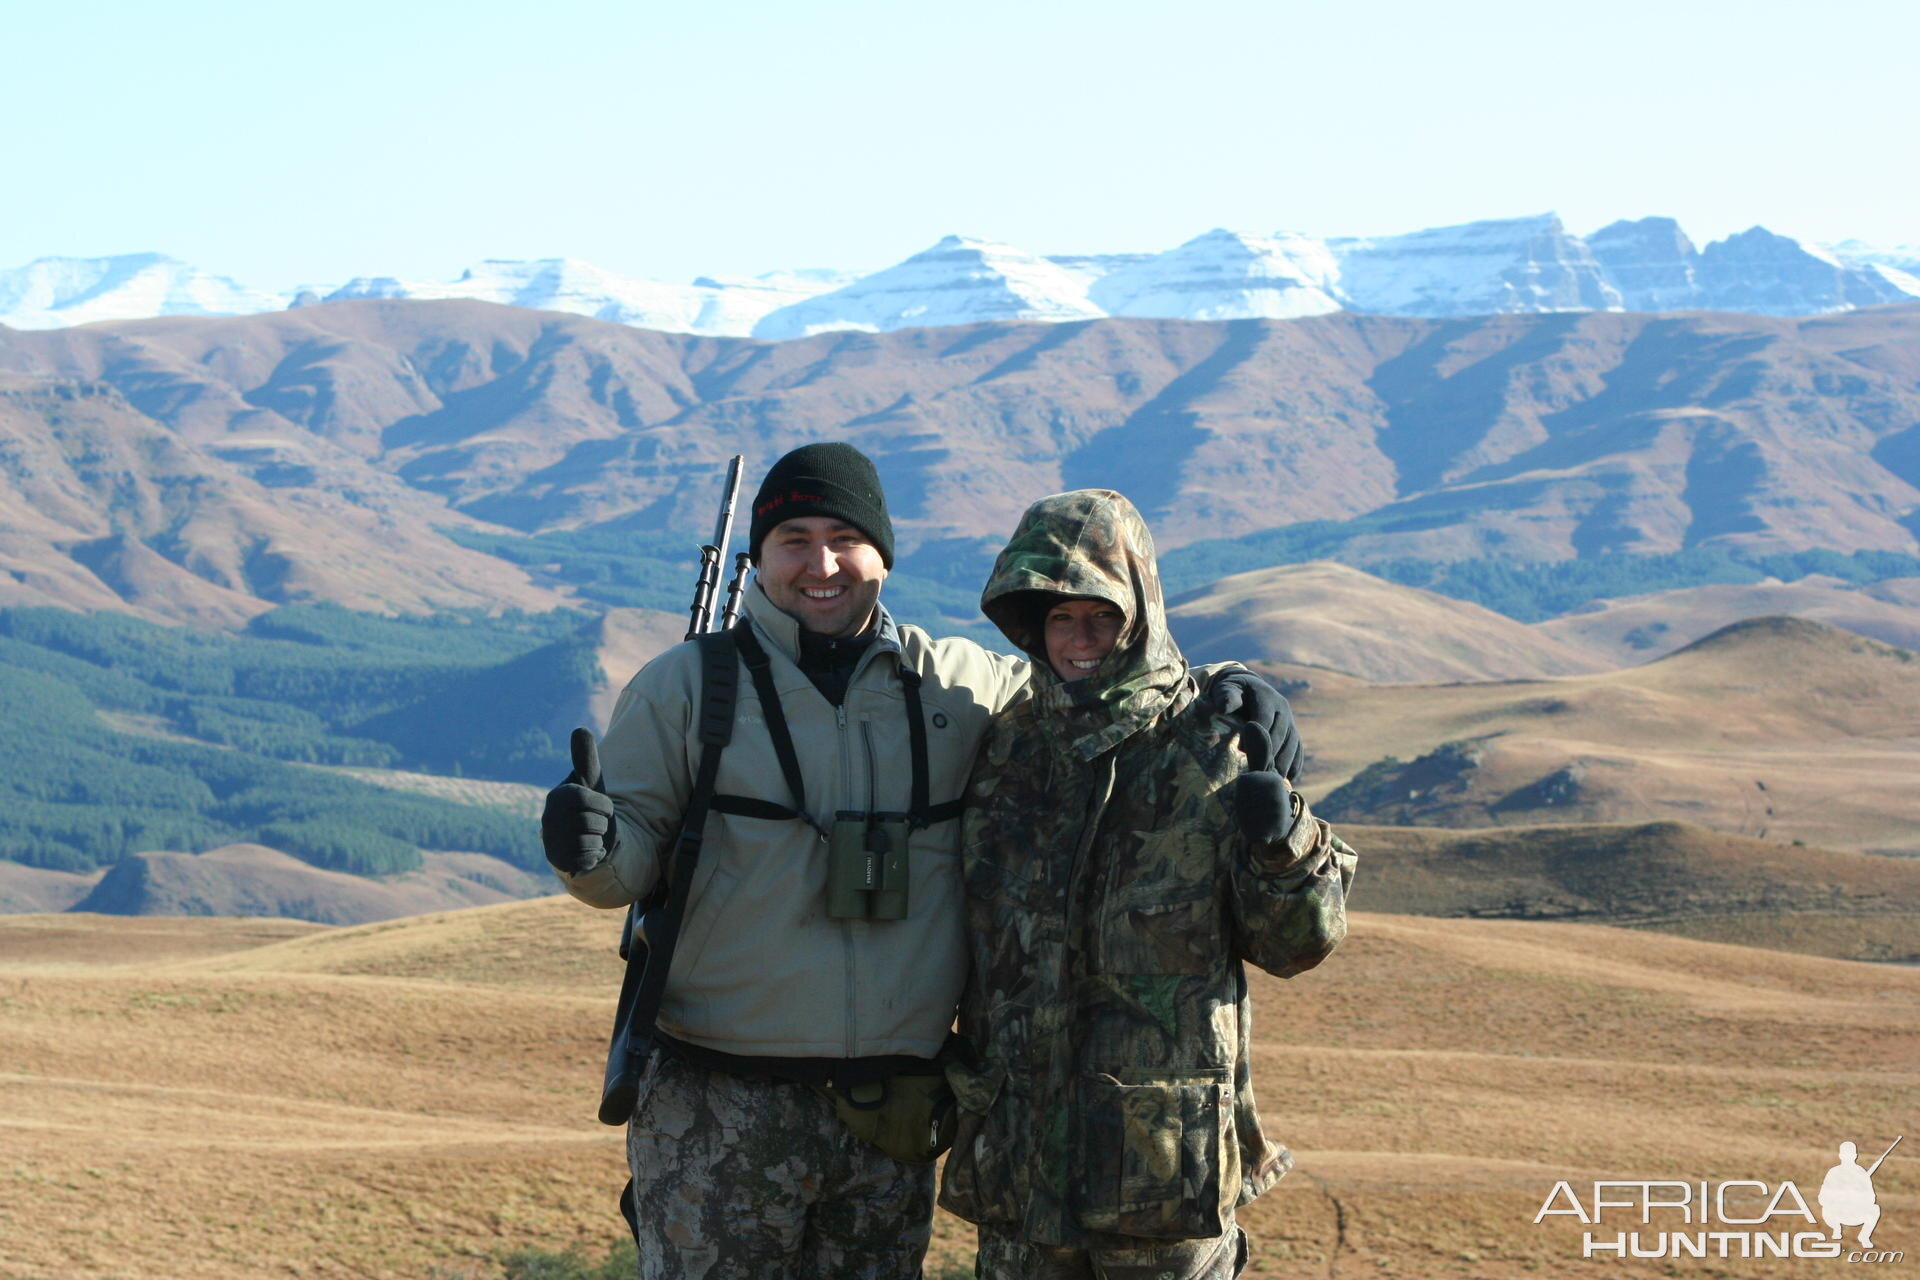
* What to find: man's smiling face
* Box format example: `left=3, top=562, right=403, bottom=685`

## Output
left=757, top=516, right=888, bottom=637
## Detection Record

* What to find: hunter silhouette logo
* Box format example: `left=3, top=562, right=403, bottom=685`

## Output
left=1821, top=1137, right=1899, bottom=1251
left=1533, top=1134, right=1904, bottom=1263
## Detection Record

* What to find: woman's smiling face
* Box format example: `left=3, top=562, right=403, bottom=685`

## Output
left=1043, top=597, right=1125, bottom=682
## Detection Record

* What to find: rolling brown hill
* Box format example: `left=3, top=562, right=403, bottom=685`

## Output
left=1535, top=573, right=1920, bottom=661
left=1292, top=616, right=1920, bottom=855
left=1, top=901, right=1911, bottom=1278
left=6, top=844, right=549, bottom=926
left=1168, top=560, right=1605, bottom=680
left=1343, top=819, right=1920, bottom=961
left=2, top=302, right=1917, bottom=623
left=68, top=844, right=547, bottom=924
left=0, top=860, right=100, bottom=913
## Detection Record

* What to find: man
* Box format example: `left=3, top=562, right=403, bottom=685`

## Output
left=541, top=443, right=1296, bottom=1280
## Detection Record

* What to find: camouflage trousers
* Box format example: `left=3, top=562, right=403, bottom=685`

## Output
left=974, top=1222, right=1247, bottom=1280
left=625, top=1052, right=934, bottom=1280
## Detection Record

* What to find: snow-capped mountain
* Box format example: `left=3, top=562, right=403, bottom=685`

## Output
left=1327, top=214, right=1622, bottom=316
left=751, top=236, right=1103, bottom=339
left=7, top=215, right=1918, bottom=338
left=0, top=253, right=288, bottom=330
left=1696, top=229, right=1917, bottom=316
left=1086, top=229, right=1342, bottom=320
left=1583, top=222, right=1919, bottom=316
left=320, top=259, right=855, bottom=335
left=1585, top=218, right=1702, bottom=312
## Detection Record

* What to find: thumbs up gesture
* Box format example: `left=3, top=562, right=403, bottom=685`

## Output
left=1233, top=722, right=1298, bottom=846
left=541, top=727, right=619, bottom=875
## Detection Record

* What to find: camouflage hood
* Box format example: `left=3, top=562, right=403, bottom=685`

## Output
left=980, top=489, right=1191, bottom=759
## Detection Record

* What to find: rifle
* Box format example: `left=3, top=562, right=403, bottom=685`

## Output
left=1867, top=1135, right=1902, bottom=1177
left=597, top=454, right=751, bottom=1126
left=686, top=455, right=746, bottom=640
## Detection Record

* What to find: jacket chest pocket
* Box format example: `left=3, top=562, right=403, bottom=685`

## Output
left=1071, top=1068, right=1236, bottom=1239
left=1095, top=828, right=1221, bottom=975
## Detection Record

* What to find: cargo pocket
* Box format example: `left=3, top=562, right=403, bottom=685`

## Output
left=1072, top=1068, right=1233, bottom=1239
left=936, top=1059, right=1010, bottom=1223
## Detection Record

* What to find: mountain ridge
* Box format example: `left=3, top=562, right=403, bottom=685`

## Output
left=9, top=212, right=1917, bottom=334
left=3, top=300, right=1916, bottom=626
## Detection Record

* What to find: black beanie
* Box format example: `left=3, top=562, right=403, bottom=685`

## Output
left=749, top=443, right=895, bottom=568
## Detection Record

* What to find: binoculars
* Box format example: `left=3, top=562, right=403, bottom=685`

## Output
left=826, top=811, right=911, bottom=919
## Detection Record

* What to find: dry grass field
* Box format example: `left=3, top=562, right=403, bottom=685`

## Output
left=2, top=901, right=1913, bottom=1279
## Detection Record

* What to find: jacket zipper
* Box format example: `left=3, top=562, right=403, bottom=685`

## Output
left=860, top=719, right=878, bottom=811
left=1068, top=754, right=1119, bottom=977
left=836, top=633, right=896, bottom=1061
left=837, top=701, right=857, bottom=1059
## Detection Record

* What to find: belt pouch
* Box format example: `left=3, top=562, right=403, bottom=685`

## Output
left=812, top=1072, right=958, bottom=1165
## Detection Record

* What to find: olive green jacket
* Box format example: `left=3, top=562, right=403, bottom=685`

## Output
left=938, top=490, right=1356, bottom=1246
left=557, top=584, right=1029, bottom=1059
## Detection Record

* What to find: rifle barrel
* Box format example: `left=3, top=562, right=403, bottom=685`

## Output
left=1867, top=1134, right=1902, bottom=1176
left=712, top=454, right=745, bottom=558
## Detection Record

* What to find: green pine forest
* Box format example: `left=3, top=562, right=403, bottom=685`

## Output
left=0, top=604, right=584, bottom=875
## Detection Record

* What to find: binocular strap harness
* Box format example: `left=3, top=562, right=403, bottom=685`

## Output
left=715, top=624, right=964, bottom=830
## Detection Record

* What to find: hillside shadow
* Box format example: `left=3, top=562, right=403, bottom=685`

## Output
left=1870, top=421, right=1920, bottom=489
left=1058, top=320, right=1264, bottom=518
left=1397, top=321, right=1787, bottom=553
left=1679, top=428, right=1771, bottom=546
left=1456, top=322, right=1778, bottom=484
left=875, top=437, right=957, bottom=522
left=968, top=320, right=1097, bottom=383
left=1366, top=314, right=1585, bottom=497
left=380, top=326, right=571, bottom=451
left=239, top=340, right=352, bottom=436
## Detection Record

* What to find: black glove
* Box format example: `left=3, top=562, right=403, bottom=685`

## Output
left=1202, top=670, right=1302, bottom=781
left=1234, top=722, right=1298, bottom=845
left=541, top=727, right=617, bottom=875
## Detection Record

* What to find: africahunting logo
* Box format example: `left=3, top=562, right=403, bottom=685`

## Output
left=1533, top=1136, right=1903, bottom=1263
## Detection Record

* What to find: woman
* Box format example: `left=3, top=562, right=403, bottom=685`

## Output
left=939, top=489, right=1357, bottom=1279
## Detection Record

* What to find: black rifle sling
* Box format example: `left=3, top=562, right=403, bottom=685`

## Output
left=607, top=629, right=740, bottom=1231
left=624, top=630, right=740, bottom=1053
left=896, top=666, right=962, bottom=826
left=899, top=666, right=931, bottom=823
left=722, top=624, right=813, bottom=826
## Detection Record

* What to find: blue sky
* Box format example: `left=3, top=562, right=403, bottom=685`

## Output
left=5, top=0, right=1915, bottom=290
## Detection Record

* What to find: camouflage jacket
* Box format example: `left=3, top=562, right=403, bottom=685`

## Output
left=937, top=489, right=1357, bottom=1247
